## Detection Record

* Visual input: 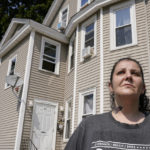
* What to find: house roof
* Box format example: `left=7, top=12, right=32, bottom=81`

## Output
left=0, top=18, right=68, bottom=57
left=43, top=0, right=64, bottom=26
left=42, top=0, right=121, bottom=38
left=65, top=0, right=121, bottom=38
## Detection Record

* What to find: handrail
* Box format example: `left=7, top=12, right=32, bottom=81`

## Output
left=29, top=138, right=38, bottom=150
left=22, top=138, right=38, bottom=150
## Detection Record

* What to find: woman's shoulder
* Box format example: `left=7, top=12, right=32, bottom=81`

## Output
left=83, top=112, right=111, bottom=124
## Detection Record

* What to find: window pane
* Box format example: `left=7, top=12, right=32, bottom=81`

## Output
left=42, top=60, right=55, bottom=72
left=116, top=7, right=130, bottom=27
left=62, top=9, right=68, bottom=23
left=85, top=38, right=94, bottom=47
left=62, top=9, right=67, bottom=15
left=65, top=120, right=70, bottom=139
left=81, top=0, right=88, bottom=6
left=85, top=31, right=94, bottom=41
left=83, top=94, right=93, bottom=114
left=116, top=25, right=132, bottom=46
left=44, top=42, right=56, bottom=57
left=43, top=55, right=55, bottom=63
left=10, top=58, right=16, bottom=75
left=86, top=23, right=94, bottom=33
left=68, top=102, right=71, bottom=119
left=85, top=23, right=94, bottom=48
left=70, top=41, right=74, bottom=70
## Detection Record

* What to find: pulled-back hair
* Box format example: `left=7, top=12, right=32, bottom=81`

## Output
left=110, top=57, right=150, bottom=113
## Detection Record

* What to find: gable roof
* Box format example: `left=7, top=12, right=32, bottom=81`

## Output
left=0, top=19, right=28, bottom=49
left=0, top=18, right=68, bottom=57
left=43, top=0, right=64, bottom=26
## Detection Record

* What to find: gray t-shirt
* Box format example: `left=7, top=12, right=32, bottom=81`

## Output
left=64, top=112, right=150, bottom=150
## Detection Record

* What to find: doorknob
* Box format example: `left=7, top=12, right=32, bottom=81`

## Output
left=41, top=131, right=46, bottom=133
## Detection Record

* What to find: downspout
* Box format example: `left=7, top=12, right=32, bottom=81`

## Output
left=14, top=31, right=35, bottom=150
left=72, top=26, right=79, bottom=133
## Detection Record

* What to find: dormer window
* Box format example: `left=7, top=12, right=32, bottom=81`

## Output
left=58, top=5, right=69, bottom=30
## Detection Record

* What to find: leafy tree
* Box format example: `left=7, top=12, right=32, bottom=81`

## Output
left=0, top=0, right=53, bottom=41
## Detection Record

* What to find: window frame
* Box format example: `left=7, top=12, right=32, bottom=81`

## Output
left=80, top=15, right=97, bottom=62
left=39, top=37, right=61, bottom=75
left=78, top=87, right=96, bottom=123
left=110, top=0, right=137, bottom=50
left=59, top=5, right=69, bottom=27
left=63, top=99, right=72, bottom=142
left=68, top=33, right=75, bottom=73
left=5, top=55, right=17, bottom=89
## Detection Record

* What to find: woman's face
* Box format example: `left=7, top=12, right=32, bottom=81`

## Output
left=109, top=60, right=145, bottom=98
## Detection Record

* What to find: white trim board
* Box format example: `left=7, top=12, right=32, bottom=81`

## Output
left=14, top=31, right=35, bottom=150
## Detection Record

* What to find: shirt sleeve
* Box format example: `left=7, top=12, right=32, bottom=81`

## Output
left=64, top=120, right=86, bottom=150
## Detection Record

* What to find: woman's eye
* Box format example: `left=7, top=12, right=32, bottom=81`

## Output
left=132, top=71, right=141, bottom=76
left=117, top=71, right=124, bottom=75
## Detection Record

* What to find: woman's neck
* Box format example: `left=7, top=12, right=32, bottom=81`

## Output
left=112, top=96, right=145, bottom=124
left=112, top=109, right=145, bottom=125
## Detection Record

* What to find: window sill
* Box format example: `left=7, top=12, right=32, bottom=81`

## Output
left=39, top=68, right=59, bottom=76
left=80, top=54, right=97, bottom=64
left=110, top=43, right=137, bottom=51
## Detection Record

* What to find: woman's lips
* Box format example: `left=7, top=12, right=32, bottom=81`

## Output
left=122, top=84, right=135, bottom=88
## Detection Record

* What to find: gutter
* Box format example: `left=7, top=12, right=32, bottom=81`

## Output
left=65, top=0, right=120, bottom=38
left=0, top=19, right=68, bottom=58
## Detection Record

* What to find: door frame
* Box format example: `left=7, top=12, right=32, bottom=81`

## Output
left=30, top=99, right=58, bottom=150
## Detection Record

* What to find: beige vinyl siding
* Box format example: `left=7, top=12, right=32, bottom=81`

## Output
left=146, top=0, right=150, bottom=60
left=103, top=0, right=150, bottom=113
left=0, top=36, right=29, bottom=150
left=20, top=33, right=67, bottom=150
left=51, top=0, right=77, bottom=30
left=73, top=12, right=101, bottom=129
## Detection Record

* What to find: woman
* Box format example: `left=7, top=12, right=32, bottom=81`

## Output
left=64, top=58, right=150, bottom=150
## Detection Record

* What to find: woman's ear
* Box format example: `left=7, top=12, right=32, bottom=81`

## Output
left=109, top=82, right=113, bottom=93
left=141, top=84, right=146, bottom=94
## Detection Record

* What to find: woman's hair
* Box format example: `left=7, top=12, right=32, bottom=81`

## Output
left=110, top=57, right=150, bottom=113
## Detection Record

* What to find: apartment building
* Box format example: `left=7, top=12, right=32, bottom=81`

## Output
left=0, top=0, right=150, bottom=149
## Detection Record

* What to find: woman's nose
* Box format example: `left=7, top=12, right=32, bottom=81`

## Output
left=125, top=71, right=132, bottom=81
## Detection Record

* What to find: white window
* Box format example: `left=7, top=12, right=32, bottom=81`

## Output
left=5, top=55, right=17, bottom=88
left=110, top=0, right=137, bottom=50
left=68, top=34, right=75, bottom=73
left=40, top=37, right=61, bottom=75
left=58, top=5, right=69, bottom=30
left=78, top=88, right=96, bottom=123
left=81, top=15, right=97, bottom=61
left=64, top=100, right=72, bottom=141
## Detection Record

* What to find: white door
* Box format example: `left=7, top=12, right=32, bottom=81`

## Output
left=31, top=100, right=58, bottom=150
